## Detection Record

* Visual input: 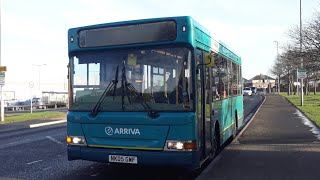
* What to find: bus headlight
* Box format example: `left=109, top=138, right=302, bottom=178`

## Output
left=67, top=136, right=87, bottom=146
left=164, top=140, right=197, bottom=151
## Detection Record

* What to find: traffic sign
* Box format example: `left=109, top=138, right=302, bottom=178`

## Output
left=297, top=69, right=307, bottom=79
left=0, top=72, right=5, bottom=86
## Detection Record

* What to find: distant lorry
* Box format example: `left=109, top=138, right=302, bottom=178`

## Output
left=36, top=91, right=68, bottom=109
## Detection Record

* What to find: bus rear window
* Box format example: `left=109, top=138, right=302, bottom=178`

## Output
left=78, top=21, right=177, bottom=47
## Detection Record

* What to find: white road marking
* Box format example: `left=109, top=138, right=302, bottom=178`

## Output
left=29, top=120, right=66, bottom=128
left=43, top=166, right=53, bottom=171
left=294, top=109, right=320, bottom=140
left=27, top=160, right=43, bottom=165
left=46, top=136, right=63, bottom=144
left=0, top=133, right=65, bottom=149
left=0, top=139, right=33, bottom=149
left=91, top=173, right=100, bottom=177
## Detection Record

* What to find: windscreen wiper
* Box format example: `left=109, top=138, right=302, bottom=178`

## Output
left=90, top=66, right=119, bottom=117
left=121, top=61, right=159, bottom=118
left=121, top=61, right=129, bottom=111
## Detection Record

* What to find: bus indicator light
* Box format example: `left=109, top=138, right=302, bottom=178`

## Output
left=183, top=142, right=197, bottom=150
left=67, top=137, right=72, bottom=144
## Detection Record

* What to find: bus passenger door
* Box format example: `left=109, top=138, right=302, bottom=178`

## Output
left=204, top=66, right=212, bottom=156
left=196, top=50, right=211, bottom=163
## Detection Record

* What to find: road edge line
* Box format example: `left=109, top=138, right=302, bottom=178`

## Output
left=29, top=120, right=67, bottom=128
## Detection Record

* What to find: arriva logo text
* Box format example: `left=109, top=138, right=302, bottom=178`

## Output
left=105, top=126, right=141, bottom=136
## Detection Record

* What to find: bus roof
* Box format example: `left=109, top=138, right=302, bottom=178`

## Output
left=211, top=39, right=241, bottom=65
left=218, top=41, right=241, bottom=64
left=68, top=16, right=212, bottom=53
left=68, top=16, right=240, bottom=64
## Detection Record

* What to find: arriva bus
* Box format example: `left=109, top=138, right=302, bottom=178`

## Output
left=67, top=16, right=243, bottom=169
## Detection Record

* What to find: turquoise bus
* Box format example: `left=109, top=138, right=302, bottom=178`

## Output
left=67, top=16, right=243, bottom=169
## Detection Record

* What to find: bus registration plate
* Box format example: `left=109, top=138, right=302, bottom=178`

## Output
left=109, top=155, right=138, bottom=164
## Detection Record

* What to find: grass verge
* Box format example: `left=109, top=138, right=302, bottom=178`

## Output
left=0, top=112, right=66, bottom=124
left=280, top=92, right=320, bottom=127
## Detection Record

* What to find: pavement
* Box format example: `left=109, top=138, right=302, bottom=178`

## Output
left=0, top=119, right=66, bottom=134
left=197, top=94, right=320, bottom=180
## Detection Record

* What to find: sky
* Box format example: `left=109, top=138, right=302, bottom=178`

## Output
left=1, top=0, right=320, bottom=100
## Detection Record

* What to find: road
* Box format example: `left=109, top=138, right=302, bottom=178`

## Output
left=0, top=95, right=262, bottom=180
left=243, top=93, right=263, bottom=123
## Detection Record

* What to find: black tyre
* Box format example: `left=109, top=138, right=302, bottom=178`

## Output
left=212, top=125, right=220, bottom=156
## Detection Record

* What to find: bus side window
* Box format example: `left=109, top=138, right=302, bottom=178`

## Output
left=217, top=55, right=227, bottom=99
left=211, top=67, right=220, bottom=101
left=213, top=77, right=220, bottom=101
left=227, top=60, right=232, bottom=97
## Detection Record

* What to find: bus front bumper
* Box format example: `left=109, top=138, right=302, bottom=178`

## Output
left=68, top=145, right=201, bottom=169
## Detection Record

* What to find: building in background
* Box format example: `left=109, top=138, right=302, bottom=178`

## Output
left=250, top=74, right=276, bottom=91
left=243, top=77, right=251, bottom=87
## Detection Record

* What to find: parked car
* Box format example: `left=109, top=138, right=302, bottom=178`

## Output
left=243, top=87, right=252, bottom=96
left=250, top=86, right=257, bottom=94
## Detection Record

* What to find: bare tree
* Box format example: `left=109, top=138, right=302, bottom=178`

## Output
left=273, top=11, right=320, bottom=95
left=270, top=58, right=284, bottom=93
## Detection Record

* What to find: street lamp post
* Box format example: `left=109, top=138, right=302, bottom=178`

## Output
left=32, top=64, right=46, bottom=92
left=299, top=0, right=304, bottom=106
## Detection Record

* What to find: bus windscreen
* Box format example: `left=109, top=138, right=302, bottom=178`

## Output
left=78, top=21, right=177, bottom=47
